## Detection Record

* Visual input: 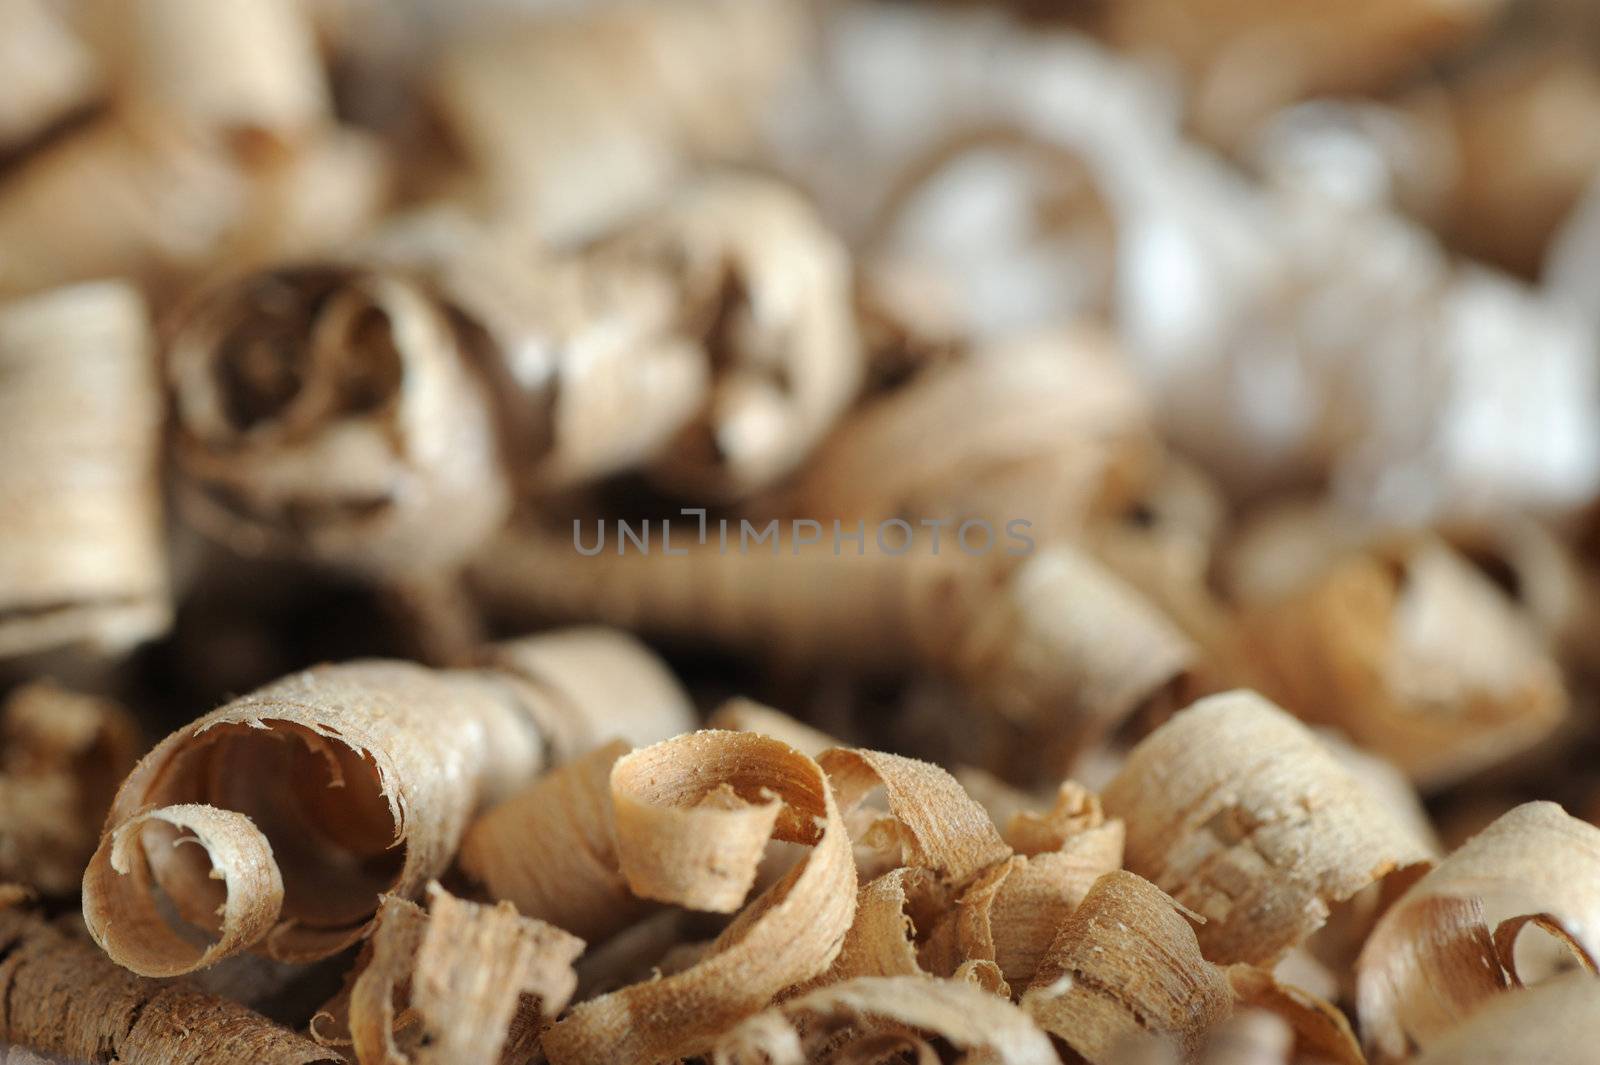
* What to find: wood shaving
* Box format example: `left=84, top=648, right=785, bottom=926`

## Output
left=1357, top=801, right=1600, bottom=1061
left=82, top=629, right=688, bottom=973
left=539, top=730, right=857, bottom=1064
left=1103, top=690, right=1435, bottom=966
left=0, top=282, right=168, bottom=657
left=0, top=907, right=338, bottom=1064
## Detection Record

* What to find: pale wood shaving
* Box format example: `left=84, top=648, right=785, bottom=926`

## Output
left=0, top=0, right=99, bottom=151
left=1357, top=801, right=1600, bottom=1062
left=166, top=265, right=510, bottom=576
left=83, top=629, right=681, bottom=972
left=428, top=0, right=805, bottom=245
left=0, top=282, right=168, bottom=657
left=786, top=327, right=1158, bottom=542
left=1020, top=870, right=1234, bottom=1064
left=87, top=0, right=329, bottom=149
left=1102, top=690, right=1434, bottom=966
left=581, top=173, right=862, bottom=500
left=1409, top=972, right=1600, bottom=1065
left=539, top=730, right=856, bottom=1065
left=340, top=883, right=582, bottom=1065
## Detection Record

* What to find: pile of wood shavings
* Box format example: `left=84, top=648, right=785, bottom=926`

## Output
left=4, top=1, right=1600, bottom=1063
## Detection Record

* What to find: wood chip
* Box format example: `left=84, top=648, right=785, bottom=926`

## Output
left=1410, top=972, right=1600, bottom=1065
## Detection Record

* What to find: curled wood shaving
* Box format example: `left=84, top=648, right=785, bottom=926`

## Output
left=85, top=803, right=285, bottom=978
left=819, top=747, right=1011, bottom=888
left=1102, top=690, right=1434, bottom=966
left=166, top=265, right=510, bottom=576
left=1019, top=870, right=1234, bottom=1064
left=0, top=908, right=338, bottom=1064
left=340, top=883, right=582, bottom=1065
left=0, top=682, right=139, bottom=895
left=83, top=630, right=679, bottom=972
left=987, top=802, right=1126, bottom=987
left=540, top=730, right=856, bottom=1065
left=1410, top=972, right=1600, bottom=1065
left=787, top=327, right=1158, bottom=542
left=823, top=760, right=1124, bottom=993
left=824, top=866, right=947, bottom=984
left=582, top=173, right=862, bottom=500
left=0, top=282, right=168, bottom=657
left=713, top=975, right=1059, bottom=1065
left=0, top=108, right=381, bottom=299
left=477, top=527, right=1193, bottom=778
left=1356, top=801, right=1600, bottom=1062
left=1240, top=534, right=1568, bottom=789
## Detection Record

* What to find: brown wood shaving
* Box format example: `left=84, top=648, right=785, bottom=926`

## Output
left=1103, top=690, right=1435, bottom=967
left=0, top=681, right=139, bottom=895
left=1020, top=870, right=1234, bottom=1063
left=579, top=173, right=862, bottom=500
left=714, top=974, right=1060, bottom=1065
left=0, top=282, right=169, bottom=658
left=0, top=907, right=338, bottom=1064
left=539, top=730, right=857, bottom=1065
left=1356, top=801, right=1600, bottom=1062
left=1240, top=533, right=1569, bottom=789
left=335, top=883, right=582, bottom=1065
left=82, top=629, right=686, bottom=973
left=786, top=327, right=1159, bottom=543
left=817, top=753, right=1124, bottom=994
